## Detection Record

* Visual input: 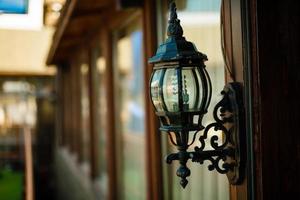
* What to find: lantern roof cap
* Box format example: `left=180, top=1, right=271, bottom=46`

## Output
left=148, top=2, right=207, bottom=64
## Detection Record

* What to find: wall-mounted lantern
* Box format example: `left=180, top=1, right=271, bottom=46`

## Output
left=149, top=2, right=245, bottom=188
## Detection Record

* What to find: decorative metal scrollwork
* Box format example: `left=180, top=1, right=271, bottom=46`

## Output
left=165, top=82, right=245, bottom=188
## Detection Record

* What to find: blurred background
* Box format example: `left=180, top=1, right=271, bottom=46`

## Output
left=0, top=0, right=229, bottom=200
left=0, top=0, right=63, bottom=199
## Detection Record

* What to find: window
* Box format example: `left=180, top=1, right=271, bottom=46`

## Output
left=113, top=18, right=147, bottom=200
left=0, top=0, right=43, bottom=30
left=0, top=0, right=28, bottom=14
left=80, top=59, right=91, bottom=173
left=92, top=45, right=108, bottom=197
left=159, top=0, right=229, bottom=199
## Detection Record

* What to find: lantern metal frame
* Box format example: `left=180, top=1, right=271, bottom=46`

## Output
left=149, top=61, right=212, bottom=132
left=148, top=2, right=245, bottom=188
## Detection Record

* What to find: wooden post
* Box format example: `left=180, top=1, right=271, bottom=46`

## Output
left=24, top=126, right=34, bottom=200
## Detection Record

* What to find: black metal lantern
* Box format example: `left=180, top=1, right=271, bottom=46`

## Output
left=149, top=2, right=245, bottom=188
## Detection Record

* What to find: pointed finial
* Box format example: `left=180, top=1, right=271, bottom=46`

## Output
left=167, top=2, right=183, bottom=38
left=169, top=2, right=178, bottom=22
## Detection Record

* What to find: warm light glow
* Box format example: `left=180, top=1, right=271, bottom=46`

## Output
left=81, top=63, right=89, bottom=75
left=117, top=37, right=133, bottom=73
left=51, top=2, right=62, bottom=12
left=97, top=57, right=106, bottom=73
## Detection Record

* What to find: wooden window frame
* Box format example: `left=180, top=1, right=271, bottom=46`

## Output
left=90, top=1, right=163, bottom=199
left=222, top=0, right=253, bottom=200
left=87, top=36, right=101, bottom=180
left=142, top=1, right=164, bottom=200
left=247, top=0, right=300, bottom=199
left=111, top=10, right=148, bottom=200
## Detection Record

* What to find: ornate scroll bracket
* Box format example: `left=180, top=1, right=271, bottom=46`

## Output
left=165, top=82, right=245, bottom=187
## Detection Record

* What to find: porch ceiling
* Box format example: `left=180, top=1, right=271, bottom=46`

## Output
left=46, top=0, right=112, bottom=65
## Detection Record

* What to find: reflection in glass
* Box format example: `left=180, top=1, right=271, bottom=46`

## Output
left=80, top=63, right=91, bottom=172
left=91, top=44, right=108, bottom=197
left=97, top=56, right=108, bottom=194
left=115, top=20, right=146, bottom=200
left=182, top=68, right=197, bottom=111
left=150, top=69, right=164, bottom=112
left=163, top=68, right=179, bottom=112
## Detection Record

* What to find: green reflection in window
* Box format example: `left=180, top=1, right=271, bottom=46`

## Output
left=115, top=19, right=146, bottom=200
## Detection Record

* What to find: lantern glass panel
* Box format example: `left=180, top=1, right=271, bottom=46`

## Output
left=150, top=69, right=164, bottom=111
left=195, top=68, right=204, bottom=110
left=182, top=68, right=201, bottom=111
left=163, top=68, right=179, bottom=112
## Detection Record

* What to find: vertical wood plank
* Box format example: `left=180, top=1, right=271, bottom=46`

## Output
left=56, top=66, right=64, bottom=146
left=249, top=0, right=300, bottom=199
left=102, top=28, right=118, bottom=200
left=248, top=1, right=262, bottom=199
left=63, top=65, right=71, bottom=150
left=116, top=0, right=143, bottom=9
left=230, top=0, right=244, bottom=82
left=70, top=61, right=77, bottom=154
left=73, top=58, right=83, bottom=160
left=88, top=44, right=99, bottom=179
left=222, top=0, right=234, bottom=82
left=57, top=66, right=65, bottom=146
left=142, top=0, right=163, bottom=200
left=222, top=0, right=248, bottom=199
left=24, top=127, right=34, bottom=200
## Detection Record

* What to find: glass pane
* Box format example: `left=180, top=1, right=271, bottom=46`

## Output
left=194, top=68, right=204, bottom=110
left=182, top=68, right=198, bottom=111
left=114, top=20, right=146, bottom=200
left=80, top=63, right=91, bottom=172
left=160, top=0, right=229, bottom=199
left=163, top=68, right=179, bottom=112
left=97, top=56, right=108, bottom=193
left=150, top=69, right=164, bottom=112
left=92, top=45, right=108, bottom=197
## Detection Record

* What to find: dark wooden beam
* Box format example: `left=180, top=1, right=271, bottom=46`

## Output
left=47, top=0, right=78, bottom=65
left=60, top=36, right=83, bottom=47
left=50, top=46, right=75, bottom=65
left=106, top=8, right=140, bottom=30
left=101, top=28, right=118, bottom=200
left=250, top=0, right=300, bottom=199
left=142, top=0, right=163, bottom=199
left=66, top=14, right=102, bottom=36
left=71, top=8, right=104, bottom=18
left=76, top=0, right=111, bottom=12
left=50, top=13, right=104, bottom=65
left=47, top=0, right=111, bottom=65
left=221, top=0, right=248, bottom=199
left=116, top=0, right=143, bottom=9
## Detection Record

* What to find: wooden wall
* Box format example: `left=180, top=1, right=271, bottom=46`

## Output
left=249, top=0, right=300, bottom=199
